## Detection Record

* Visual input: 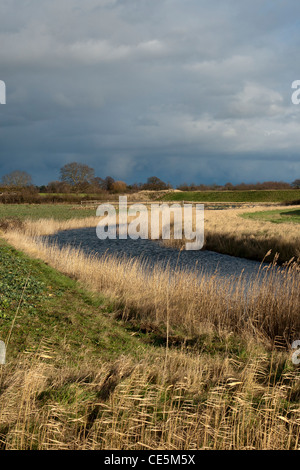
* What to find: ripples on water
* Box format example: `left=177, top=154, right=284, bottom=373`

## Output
left=46, top=227, right=276, bottom=284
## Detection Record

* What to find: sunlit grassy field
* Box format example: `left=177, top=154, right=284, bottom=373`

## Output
left=162, top=189, right=300, bottom=203
left=242, top=208, right=300, bottom=224
left=0, top=204, right=96, bottom=220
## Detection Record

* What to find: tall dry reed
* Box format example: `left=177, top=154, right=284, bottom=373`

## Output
left=2, top=224, right=300, bottom=344
left=0, top=217, right=300, bottom=450
left=0, top=346, right=299, bottom=449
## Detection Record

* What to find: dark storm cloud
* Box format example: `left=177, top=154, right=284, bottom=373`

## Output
left=0, top=0, right=300, bottom=185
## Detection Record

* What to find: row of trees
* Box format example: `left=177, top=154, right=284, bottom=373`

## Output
left=1, top=165, right=300, bottom=193
left=0, top=165, right=171, bottom=194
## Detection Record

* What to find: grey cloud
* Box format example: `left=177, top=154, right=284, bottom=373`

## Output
left=0, top=0, right=300, bottom=185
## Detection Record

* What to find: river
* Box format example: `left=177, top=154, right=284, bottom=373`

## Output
left=45, top=227, right=275, bottom=282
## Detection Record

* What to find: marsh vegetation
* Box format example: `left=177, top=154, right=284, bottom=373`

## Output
left=0, top=203, right=299, bottom=449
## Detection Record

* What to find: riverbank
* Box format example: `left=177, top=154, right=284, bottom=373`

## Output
left=0, top=237, right=299, bottom=449
left=1, top=203, right=299, bottom=263
left=2, top=218, right=300, bottom=343
left=162, top=205, right=300, bottom=263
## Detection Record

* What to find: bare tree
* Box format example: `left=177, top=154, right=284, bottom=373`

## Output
left=60, top=162, right=95, bottom=190
left=2, top=170, right=32, bottom=187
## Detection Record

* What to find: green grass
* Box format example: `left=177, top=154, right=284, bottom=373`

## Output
left=0, top=239, right=148, bottom=363
left=241, top=208, right=300, bottom=224
left=0, top=238, right=247, bottom=364
left=0, top=204, right=96, bottom=220
left=39, top=193, right=100, bottom=198
left=161, top=190, right=300, bottom=203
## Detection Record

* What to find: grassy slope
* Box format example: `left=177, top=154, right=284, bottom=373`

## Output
left=241, top=208, right=300, bottom=224
left=0, top=238, right=246, bottom=358
left=161, top=190, right=300, bottom=203
left=0, top=239, right=148, bottom=362
left=0, top=204, right=96, bottom=220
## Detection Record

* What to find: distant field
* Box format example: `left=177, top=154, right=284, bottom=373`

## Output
left=241, top=207, right=300, bottom=224
left=0, top=204, right=96, bottom=220
left=161, top=190, right=300, bottom=203
left=39, top=192, right=99, bottom=198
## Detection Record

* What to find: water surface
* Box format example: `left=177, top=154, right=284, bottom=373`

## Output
left=46, top=227, right=272, bottom=282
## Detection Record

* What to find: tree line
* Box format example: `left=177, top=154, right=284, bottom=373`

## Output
left=1, top=163, right=300, bottom=194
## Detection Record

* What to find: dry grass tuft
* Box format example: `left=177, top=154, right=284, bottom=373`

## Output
left=0, top=348, right=299, bottom=449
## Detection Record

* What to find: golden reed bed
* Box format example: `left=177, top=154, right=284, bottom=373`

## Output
left=0, top=208, right=299, bottom=450
left=5, top=204, right=299, bottom=262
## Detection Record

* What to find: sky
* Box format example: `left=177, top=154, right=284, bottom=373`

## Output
left=0, top=0, right=300, bottom=186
